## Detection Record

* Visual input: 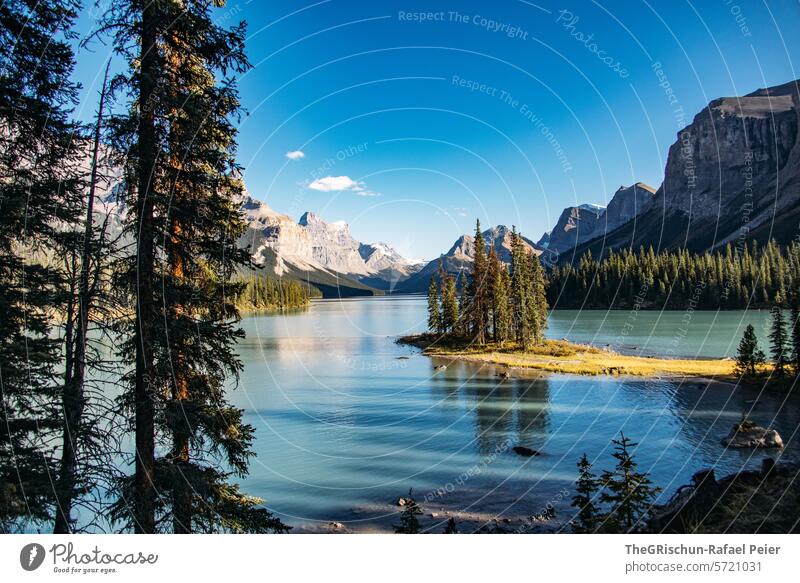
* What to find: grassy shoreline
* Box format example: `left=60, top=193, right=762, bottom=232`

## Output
left=397, top=333, right=737, bottom=380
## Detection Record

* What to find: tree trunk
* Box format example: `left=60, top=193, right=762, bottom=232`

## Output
left=54, top=65, right=110, bottom=534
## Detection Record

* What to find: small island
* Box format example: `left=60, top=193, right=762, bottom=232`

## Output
left=402, top=220, right=798, bottom=388
left=398, top=334, right=734, bottom=379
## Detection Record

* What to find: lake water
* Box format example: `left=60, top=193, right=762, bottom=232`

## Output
left=232, top=297, right=800, bottom=532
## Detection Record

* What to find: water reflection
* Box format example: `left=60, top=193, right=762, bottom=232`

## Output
left=232, top=298, right=800, bottom=531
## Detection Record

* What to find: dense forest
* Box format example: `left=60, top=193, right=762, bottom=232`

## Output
left=235, top=276, right=312, bottom=312
left=547, top=240, right=800, bottom=310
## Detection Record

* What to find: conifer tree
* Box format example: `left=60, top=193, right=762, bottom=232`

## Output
left=441, top=275, right=460, bottom=335
left=598, top=433, right=660, bottom=533
left=486, top=247, right=500, bottom=341
left=494, top=266, right=511, bottom=345
left=734, top=324, right=765, bottom=378
left=100, top=0, right=286, bottom=533
left=0, top=0, right=83, bottom=531
left=467, top=220, right=488, bottom=344
left=427, top=276, right=442, bottom=334
left=529, top=250, right=548, bottom=345
left=769, top=293, right=789, bottom=378
left=394, top=489, right=422, bottom=534
left=571, top=454, right=601, bottom=533
left=510, top=229, right=533, bottom=349
left=54, top=64, right=120, bottom=534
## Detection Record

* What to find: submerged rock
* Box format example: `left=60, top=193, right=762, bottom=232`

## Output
left=512, top=446, right=540, bottom=457
left=721, top=421, right=783, bottom=449
left=499, top=371, right=511, bottom=380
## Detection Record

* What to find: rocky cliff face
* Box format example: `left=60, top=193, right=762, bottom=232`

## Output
left=544, top=204, right=605, bottom=253
left=298, top=211, right=370, bottom=276
left=600, top=183, right=656, bottom=232
left=567, top=79, right=800, bottom=258
left=660, top=80, right=800, bottom=244
left=242, top=200, right=420, bottom=293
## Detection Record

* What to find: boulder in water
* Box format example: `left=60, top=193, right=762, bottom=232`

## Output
left=512, top=446, right=540, bottom=457
left=721, top=421, right=783, bottom=449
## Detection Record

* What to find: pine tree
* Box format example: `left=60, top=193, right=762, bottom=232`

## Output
left=571, top=454, right=601, bottom=533
left=734, top=324, right=765, bottom=378
left=0, top=0, right=83, bottom=531
left=54, top=64, right=119, bottom=534
left=510, top=229, right=533, bottom=349
left=468, top=220, right=488, bottom=344
left=494, top=266, right=511, bottom=345
left=599, top=433, right=660, bottom=533
left=486, top=247, right=500, bottom=342
left=101, top=0, right=287, bottom=533
left=769, top=293, right=789, bottom=378
left=394, top=489, right=422, bottom=534
left=441, top=275, right=460, bottom=335
left=529, top=249, right=548, bottom=345
left=427, top=275, right=442, bottom=333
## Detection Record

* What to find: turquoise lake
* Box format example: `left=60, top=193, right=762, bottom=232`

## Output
left=231, top=297, right=799, bottom=532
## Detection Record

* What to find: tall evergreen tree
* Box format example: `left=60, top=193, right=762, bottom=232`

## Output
left=54, top=64, right=119, bottom=534
left=529, top=249, right=548, bottom=345
left=486, top=247, right=500, bottom=341
left=510, top=228, right=534, bottom=349
left=441, top=275, right=460, bottom=335
left=734, top=324, right=765, bottom=378
left=0, top=0, right=83, bottom=531
left=427, top=276, right=442, bottom=334
left=467, top=220, right=488, bottom=344
left=101, top=0, right=286, bottom=533
left=494, top=266, right=511, bottom=344
left=598, top=433, right=660, bottom=533
left=769, top=293, right=789, bottom=378
left=571, top=454, right=601, bottom=533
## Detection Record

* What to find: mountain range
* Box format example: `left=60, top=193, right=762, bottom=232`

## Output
left=94, top=78, right=800, bottom=297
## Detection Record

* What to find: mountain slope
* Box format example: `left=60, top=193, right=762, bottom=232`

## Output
left=565, top=79, right=800, bottom=260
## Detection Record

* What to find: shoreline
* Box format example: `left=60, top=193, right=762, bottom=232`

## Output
left=397, top=333, right=737, bottom=381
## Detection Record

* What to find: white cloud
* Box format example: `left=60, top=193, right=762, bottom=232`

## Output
left=308, top=175, right=363, bottom=192
left=285, top=150, right=305, bottom=160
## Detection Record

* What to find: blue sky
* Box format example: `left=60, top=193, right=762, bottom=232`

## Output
left=72, top=0, right=800, bottom=260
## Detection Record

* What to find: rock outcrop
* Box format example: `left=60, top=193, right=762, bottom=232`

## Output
left=721, top=421, right=783, bottom=449
left=544, top=204, right=605, bottom=254
left=541, top=184, right=655, bottom=256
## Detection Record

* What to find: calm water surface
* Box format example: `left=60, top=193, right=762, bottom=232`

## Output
left=231, top=297, right=799, bottom=532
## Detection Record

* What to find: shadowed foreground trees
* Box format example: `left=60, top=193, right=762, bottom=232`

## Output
left=98, top=0, right=286, bottom=534
left=0, top=0, right=84, bottom=532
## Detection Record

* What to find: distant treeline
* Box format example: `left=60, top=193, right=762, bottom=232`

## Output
left=235, top=276, right=312, bottom=312
left=547, top=240, right=800, bottom=310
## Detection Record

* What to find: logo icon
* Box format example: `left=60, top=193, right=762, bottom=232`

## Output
left=20, top=543, right=46, bottom=571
